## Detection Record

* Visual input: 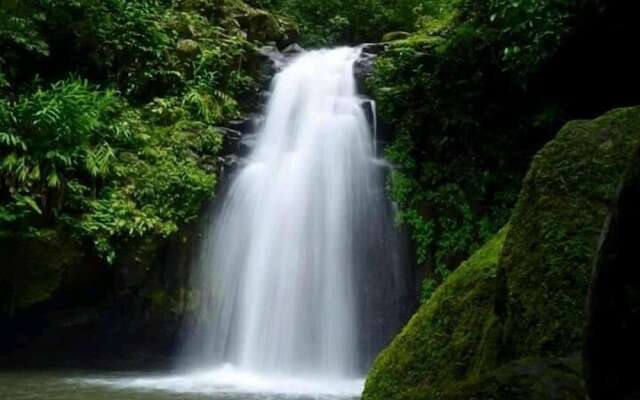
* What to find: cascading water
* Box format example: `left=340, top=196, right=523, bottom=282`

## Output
left=175, top=47, right=414, bottom=397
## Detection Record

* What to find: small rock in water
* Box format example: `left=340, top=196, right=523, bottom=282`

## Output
left=283, top=43, right=305, bottom=55
left=361, top=43, right=388, bottom=55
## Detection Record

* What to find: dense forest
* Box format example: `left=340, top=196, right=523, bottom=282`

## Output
left=1, top=0, right=639, bottom=399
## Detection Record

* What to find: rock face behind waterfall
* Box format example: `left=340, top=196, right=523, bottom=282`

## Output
left=363, top=106, right=640, bottom=400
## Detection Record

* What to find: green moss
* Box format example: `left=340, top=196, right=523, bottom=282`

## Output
left=364, top=107, right=640, bottom=400
left=363, top=227, right=509, bottom=400
left=498, top=106, right=640, bottom=360
left=441, top=357, right=585, bottom=400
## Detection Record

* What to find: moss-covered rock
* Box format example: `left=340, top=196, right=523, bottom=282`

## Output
left=441, top=357, right=585, bottom=400
left=498, top=106, right=640, bottom=360
left=236, top=7, right=299, bottom=46
left=176, top=39, right=201, bottom=58
left=363, top=227, right=508, bottom=400
left=381, top=31, right=411, bottom=42
left=364, top=106, right=640, bottom=400
left=584, top=146, right=640, bottom=399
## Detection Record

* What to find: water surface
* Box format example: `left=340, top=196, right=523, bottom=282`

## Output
left=0, top=368, right=362, bottom=400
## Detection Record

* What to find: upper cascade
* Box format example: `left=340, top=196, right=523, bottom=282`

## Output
left=182, top=47, right=413, bottom=385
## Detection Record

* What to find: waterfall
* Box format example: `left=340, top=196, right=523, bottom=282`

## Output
left=180, top=47, right=414, bottom=395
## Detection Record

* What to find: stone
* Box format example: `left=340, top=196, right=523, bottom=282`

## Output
left=176, top=39, right=200, bottom=59
left=363, top=228, right=508, bottom=399
left=381, top=31, right=411, bottom=42
left=282, top=43, right=304, bottom=55
left=363, top=106, right=640, bottom=400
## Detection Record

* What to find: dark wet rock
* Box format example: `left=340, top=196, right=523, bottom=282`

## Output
left=237, top=133, right=257, bottom=157
left=258, top=45, right=287, bottom=76
left=355, top=51, right=378, bottom=95
left=355, top=53, right=375, bottom=77
left=215, top=126, right=243, bottom=155
left=584, top=147, right=640, bottom=400
left=227, top=116, right=257, bottom=133
left=361, top=43, right=388, bottom=55
left=215, top=126, right=242, bottom=141
left=283, top=43, right=304, bottom=55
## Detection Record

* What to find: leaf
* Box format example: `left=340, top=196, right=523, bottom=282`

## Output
left=14, top=194, right=42, bottom=215
left=47, top=171, right=61, bottom=188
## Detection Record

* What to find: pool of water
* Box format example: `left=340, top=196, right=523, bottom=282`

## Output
left=0, top=366, right=363, bottom=400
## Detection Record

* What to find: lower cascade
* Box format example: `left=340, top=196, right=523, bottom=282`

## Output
left=180, top=47, right=413, bottom=396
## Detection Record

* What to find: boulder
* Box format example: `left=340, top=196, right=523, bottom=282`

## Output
left=363, top=106, right=640, bottom=399
left=363, top=228, right=508, bottom=400
left=176, top=39, right=201, bottom=59
left=282, top=43, right=304, bottom=55
left=237, top=8, right=299, bottom=47
left=584, top=145, right=640, bottom=399
left=381, top=31, right=411, bottom=42
left=441, top=357, right=585, bottom=400
left=498, top=106, right=640, bottom=360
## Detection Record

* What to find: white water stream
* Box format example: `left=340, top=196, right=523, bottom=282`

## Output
left=181, top=47, right=400, bottom=397
left=76, top=47, right=412, bottom=399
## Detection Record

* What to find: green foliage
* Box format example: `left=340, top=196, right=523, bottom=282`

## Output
left=0, top=0, right=277, bottom=279
left=0, top=0, right=49, bottom=59
left=366, top=0, right=615, bottom=294
left=371, top=34, right=521, bottom=292
left=0, top=78, right=222, bottom=263
left=82, top=0, right=176, bottom=97
left=264, top=0, right=423, bottom=45
left=0, top=79, right=121, bottom=221
left=486, top=0, right=576, bottom=78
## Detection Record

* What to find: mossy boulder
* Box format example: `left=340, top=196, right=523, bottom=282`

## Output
left=584, top=147, right=640, bottom=399
left=498, top=106, right=640, bottom=360
left=381, top=31, right=411, bottom=42
left=363, top=227, right=508, bottom=400
left=441, top=357, right=585, bottom=400
left=176, top=39, right=201, bottom=59
left=237, top=8, right=298, bottom=46
left=364, top=106, right=640, bottom=400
